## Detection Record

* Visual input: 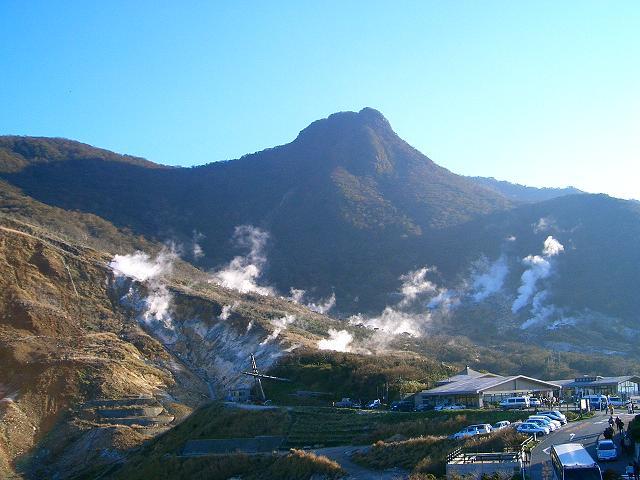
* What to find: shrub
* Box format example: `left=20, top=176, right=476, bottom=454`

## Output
left=628, top=414, right=640, bottom=441
left=265, top=449, right=345, bottom=479
left=603, top=468, right=622, bottom=480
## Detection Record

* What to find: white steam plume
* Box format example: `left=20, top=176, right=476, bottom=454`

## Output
left=533, top=217, right=554, bottom=233
left=192, top=231, right=205, bottom=260
left=219, top=301, right=239, bottom=321
left=288, top=288, right=336, bottom=314
left=398, top=267, right=438, bottom=307
left=288, top=288, right=306, bottom=304
left=471, top=255, right=509, bottom=302
left=349, top=308, right=427, bottom=337
left=427, top=289, right=459, bottom=311
left=317, top=329, right=353, bottom=352
left=543, top=236, right=564, bottom=256
left=307, top=292, right=336, bottom=314
left=520, top=290, right=556, bottom=329
left=210, top=225, right=275, bottom=296
left=109, top=250, right=175, bottom=281
left=348, top=266, right=446, bottom=338
left=110, top=248, right=178, bottom=343
left=512, top=236, right=564, bottom=313
left=259, top=314, right=296, bottom=345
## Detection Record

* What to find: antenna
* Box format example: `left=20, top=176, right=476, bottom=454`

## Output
left=241, top=353, right=290, bottom=402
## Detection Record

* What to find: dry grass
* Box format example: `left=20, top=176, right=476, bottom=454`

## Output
left=265, top=449, right=345, bottom=479
left=112, top=449, right=344, bottom=480
left=353, top=429, right=527, bottom=477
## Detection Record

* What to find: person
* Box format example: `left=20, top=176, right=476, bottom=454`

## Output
left=616, top=416, right=624, bottom=434
left=609, top=416, right=615, bottom=430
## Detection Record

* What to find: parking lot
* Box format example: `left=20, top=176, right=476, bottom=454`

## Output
left=529, top=409, right=637, bottom=479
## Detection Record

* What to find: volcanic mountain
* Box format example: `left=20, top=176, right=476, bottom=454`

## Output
left=0, top=109, right=510, bottom=308
left=2, top=108, right=640, bottom=478
left=1, top=108, right=639, bottom=352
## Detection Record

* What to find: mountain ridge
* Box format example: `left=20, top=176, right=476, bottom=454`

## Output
left=0, top=109, right=639, bottom=356
left=468, top=175, right=584, bottom=203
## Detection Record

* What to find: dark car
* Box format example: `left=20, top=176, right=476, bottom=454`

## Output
left=391, top=400, right=415, bottom=412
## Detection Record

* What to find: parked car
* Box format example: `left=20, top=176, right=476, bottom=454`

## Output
left=435, top=403, right=466, bottom=411
left=526, top=418, right=557, bottom=432
left=492, top=420, right=511, bottom=431
left=499, top=397, right=530, bottom=410
left=335, top=398, right=355, bottom=408
left=529, top=398, right=542, bottom=407
left=415, top=404, right=432, bottom=412
left=517, top=422, right=549, bottom=435
left=451, top=424, right=493, bottom=439
left=529, top=415, right=561, bottom=431
left=367, top=399, right=383, bottom=409
left=608, top=396, right=625, bottom=407
left=538, top=410, right=567, bottom=425
left=391, top=400, right=415, bottom=412
left=596, top=439, right=618, bottom=461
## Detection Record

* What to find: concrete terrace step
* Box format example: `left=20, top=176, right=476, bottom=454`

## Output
left=97, top=414, right=174, bottom=427
left=83, top=397, right=158, bottom=408
left=97, top=406, right=165, bottom=418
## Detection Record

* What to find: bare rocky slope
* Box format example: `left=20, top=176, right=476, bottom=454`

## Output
left=0, top=211, right=350, bottom=478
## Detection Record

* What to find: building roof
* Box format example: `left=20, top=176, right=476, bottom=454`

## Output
left=435, top=366, right=500, bottom=386
left=422, top=374, right=561, bottom=396
left=548, top=375, right=640, bottom=389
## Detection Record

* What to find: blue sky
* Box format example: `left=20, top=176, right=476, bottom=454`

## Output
left=1, top=1, right=638, bottom=198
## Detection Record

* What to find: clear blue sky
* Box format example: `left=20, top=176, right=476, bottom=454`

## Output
left=1, top=1, right=638, bottom=198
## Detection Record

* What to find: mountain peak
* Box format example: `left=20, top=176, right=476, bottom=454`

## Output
left=295, top=107, right=395, bottom=145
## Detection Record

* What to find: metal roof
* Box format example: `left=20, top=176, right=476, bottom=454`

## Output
left=548, top=375, right=640, bottom=389
left=435, top=366, right=500, bottom=386
left=551, top=443, right=598, bottom=467
left=422, top=375, right=561, bottom=396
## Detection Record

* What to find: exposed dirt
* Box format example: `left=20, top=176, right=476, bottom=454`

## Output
left=0, top=217, right=339, bottom=479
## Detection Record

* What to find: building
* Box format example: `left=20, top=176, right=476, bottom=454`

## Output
left=415, top=366, right=561, bottom=409
left=226, top=387, right=252, bottom=403
left=549, top=375, right=640, bottom=400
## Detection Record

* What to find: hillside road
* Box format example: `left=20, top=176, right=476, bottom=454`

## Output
left=529, top=410, right=637, bottom=479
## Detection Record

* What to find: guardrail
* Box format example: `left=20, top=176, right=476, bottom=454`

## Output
left=446, top=446, right=462, bottom=463
left=447, top=434, right=534, bottom=466
left=448, top=451, right=522, bottom=464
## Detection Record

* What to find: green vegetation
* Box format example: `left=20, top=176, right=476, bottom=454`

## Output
left=397, top=335, right=640, bottom=380
left=267, top=349, right=451, bottom=404
left=565, top=410, right=595, bottom=422
left=628, top=414, right=640, bottom=441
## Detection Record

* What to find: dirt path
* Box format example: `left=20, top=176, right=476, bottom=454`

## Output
left=312, top=445, right=409, bottom=480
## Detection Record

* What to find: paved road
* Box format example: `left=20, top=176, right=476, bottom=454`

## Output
left=529, top=410, right=637, bottom=479
left=312, top=446, right=409, bottom=480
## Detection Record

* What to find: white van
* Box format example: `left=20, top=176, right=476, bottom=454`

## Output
left=499, top=396, right=530, bottom=409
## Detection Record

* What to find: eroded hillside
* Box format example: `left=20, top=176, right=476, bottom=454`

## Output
left=0, top=218, right=349, bottom=478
